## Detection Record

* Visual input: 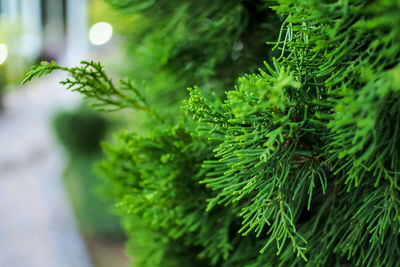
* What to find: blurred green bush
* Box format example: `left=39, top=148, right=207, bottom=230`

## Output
left=53, top=105, right=124, bottom=239
left=104, top=0, right=280, bottom=113
left=53, top=106, right=108, bottom=155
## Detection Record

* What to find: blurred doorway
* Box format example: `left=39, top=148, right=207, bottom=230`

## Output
left=0, top=0, right=88, bottom=62
left=40, top=0, right=67, bottom=61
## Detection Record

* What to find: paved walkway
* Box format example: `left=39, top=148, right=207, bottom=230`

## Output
left=0, top=74, right=92, bottom=267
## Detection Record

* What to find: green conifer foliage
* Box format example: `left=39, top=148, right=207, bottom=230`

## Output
left=104, top=0, right=280, bottom=110
left=24, top=0, right=400, bottom=266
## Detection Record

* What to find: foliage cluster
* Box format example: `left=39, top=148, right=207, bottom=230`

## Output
left=104, top=0, right=280, bottom=111
left=24, top=0, right=400, bottom=266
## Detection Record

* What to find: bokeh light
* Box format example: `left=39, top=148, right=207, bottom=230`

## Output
left=0, top=44, right=8, bottom=65
left=88, top=22, right=113, bottom=46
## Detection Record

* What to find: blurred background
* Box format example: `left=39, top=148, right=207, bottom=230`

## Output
left=0, top=0, right=279, bottom=266
left=0, top=0, right=130, bottom=266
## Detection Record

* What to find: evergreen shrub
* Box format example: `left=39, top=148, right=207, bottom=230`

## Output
left=24, top=0, right=400, bottom=266
left=104, top=0, right=280, bottom=111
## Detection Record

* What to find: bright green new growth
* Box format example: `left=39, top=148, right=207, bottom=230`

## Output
left=23, top=61, right=155, bottom=113
left=24, top=0, right=400, bottom=266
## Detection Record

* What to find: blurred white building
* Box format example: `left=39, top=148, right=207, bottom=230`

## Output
left=0, top=0, right=88, bottom=62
